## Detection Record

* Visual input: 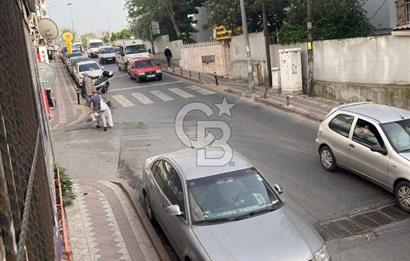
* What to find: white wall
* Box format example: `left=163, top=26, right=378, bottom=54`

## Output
left=152, top=34, right=183, bottom=66
left=314, top=36, right=410, bottom=85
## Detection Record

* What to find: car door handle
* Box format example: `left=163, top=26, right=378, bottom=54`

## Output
left=349, top=144, right=355, bottom=149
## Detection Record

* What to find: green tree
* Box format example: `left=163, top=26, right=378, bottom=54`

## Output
left=204, top=0, right=289, bottom=39
left=126, top=0, right=204, bottom=41
left=278, top=0, right=374, bottom=43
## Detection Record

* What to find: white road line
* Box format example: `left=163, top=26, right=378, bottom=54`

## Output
left=185, top=85, right=216, bottom=95
left=131, top=92, right=154, bottom=104
left=109, top=80, right=184, bottom=92
left=150, top=90, right=174, bottom=102
left=169, top=88, right=195, bottom=98
left=112, top=95, right=135, bottom=107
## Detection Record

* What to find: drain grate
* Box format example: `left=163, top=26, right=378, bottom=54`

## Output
left=350, top=210, right=393, bottom=229
left=317, top=204, right=409, bottom=240
left=378, top=205, right=409, bottom=220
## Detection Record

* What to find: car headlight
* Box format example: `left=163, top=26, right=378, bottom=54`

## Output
left=156, top=70, right=162, bottom=73
left=138, top=72, right=146, bottom=76
left=314, top=245, right=330, bottom=261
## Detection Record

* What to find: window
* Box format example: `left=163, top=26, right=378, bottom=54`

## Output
left=382, top=119, right=410, bottom=153
left=134, top=60, right=155, bottom=68
left=152, top=160, right=169, bottom=192
left=187, top=168, right=281, bottom=224
left=99, top=47, right=115, bottom=54
left=79, top=63, right=100, bottom=72
left=353, top=119, right=384, bottom=147
left=164, top=163, right=185, bottom=216
left=125, top=44, right=147, bottom=54
left=328, top=114, right=354, bottom=137
left=90, top=42, right=103, bottom=48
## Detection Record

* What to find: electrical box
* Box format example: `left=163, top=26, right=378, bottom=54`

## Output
left=278, top=48, right=303, bottom=95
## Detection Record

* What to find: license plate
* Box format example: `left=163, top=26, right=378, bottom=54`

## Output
left=147, top=74, right=156, bottom=78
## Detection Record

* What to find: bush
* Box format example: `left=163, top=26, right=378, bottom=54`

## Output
left=55, top=166, right=76, bottom=206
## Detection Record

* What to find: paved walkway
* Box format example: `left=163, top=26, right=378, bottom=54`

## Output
left=66, top=180, right=164, bottom=261
left=163, top=66, right=342, bottom=121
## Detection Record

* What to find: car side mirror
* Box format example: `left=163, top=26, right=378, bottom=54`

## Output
left=274, top=184, right=283, bottom=195
left=370, top=145, right=387, bottom=155
left=165, top=205, right=182, bottom=216
left=157, top=63, right=161, bottom=66
left=101, top=66, right=104, bottom=70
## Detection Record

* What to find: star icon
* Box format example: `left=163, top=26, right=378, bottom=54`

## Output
left=215, top=97, right=235, bottom=117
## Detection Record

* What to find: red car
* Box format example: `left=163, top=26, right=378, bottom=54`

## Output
left=127, top=58, right=162, bottom=82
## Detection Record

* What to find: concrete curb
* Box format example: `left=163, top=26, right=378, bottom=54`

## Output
left=112, top=181, right=172, bottom=261
left=164, top=69, right=323, bottom=122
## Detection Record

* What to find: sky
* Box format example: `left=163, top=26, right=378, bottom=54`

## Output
left=47, top=0, right=128, bottom=36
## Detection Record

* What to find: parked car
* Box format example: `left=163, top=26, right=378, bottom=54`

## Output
left=316, top=102, right=410, bottom=212
left=127, top=58, right=162, bottom=82
left=64, top=51, right=84, bottom=65
left=73, top=60, right=103, bottom=86
left=68, top=57, right=91, bottom=77
left=98, top=46, right=116, bottom=64
left=142, top=148, right=330, bottom=261
left=66, top=52, right=87, bottom=70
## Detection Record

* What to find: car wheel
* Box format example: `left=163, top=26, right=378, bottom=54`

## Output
left=143, top=192, right=154, bottom=221
left=319, top=146, right=337, bottom=172
left=100, top=59, right=104, bottom=65
left=157, top=76, right=162, bottom=81
left=101, top=86, right=107, bottom=94
left=395, top=181, right=410, bottom=213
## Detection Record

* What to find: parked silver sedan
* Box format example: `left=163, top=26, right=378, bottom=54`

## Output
left=143, top=148, right=330, bottom=261
left=316, top=103, right=410, bottom=212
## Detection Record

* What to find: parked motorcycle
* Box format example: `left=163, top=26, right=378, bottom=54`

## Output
left=93, top=70, right=114, bottom=94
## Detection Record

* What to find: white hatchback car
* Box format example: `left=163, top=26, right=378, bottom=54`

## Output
left=316, top=103, right=410, bottom=212
left=73, top=60, right=103, bottom=86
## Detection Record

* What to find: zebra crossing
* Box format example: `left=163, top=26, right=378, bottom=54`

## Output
left=110, top=85, right=217, bottom=108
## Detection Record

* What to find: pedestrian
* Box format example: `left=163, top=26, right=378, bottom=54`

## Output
left=82, top=73, right=94, bottom=103
left=89, top=88, right=108, bottom=131
left=164, top=47, right=172, bottom=68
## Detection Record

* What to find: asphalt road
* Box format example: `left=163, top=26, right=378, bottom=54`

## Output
left=54, top=61, right=410, bottom=261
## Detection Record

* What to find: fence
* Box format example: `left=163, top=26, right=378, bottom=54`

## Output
left=0, top=1, right=56, bottom=260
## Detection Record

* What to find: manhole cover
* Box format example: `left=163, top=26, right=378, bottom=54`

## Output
left=378, top=205, right=409, bottom=220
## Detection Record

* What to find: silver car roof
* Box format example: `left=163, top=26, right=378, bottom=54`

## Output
left=340, top=103, right=410, bottom=123
left=160, top=148, right=254, bottom=181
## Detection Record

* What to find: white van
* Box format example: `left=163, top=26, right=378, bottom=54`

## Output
left=113, top=39, right=150, bottom=70
left=87, top=38, right=104, bottom=58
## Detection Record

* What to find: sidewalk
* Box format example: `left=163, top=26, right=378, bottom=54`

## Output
left=162, top=66, right=342, bottom=121
left=49, top=61, right=88, bottom=130
left=66, top=180, right=169, bottom=261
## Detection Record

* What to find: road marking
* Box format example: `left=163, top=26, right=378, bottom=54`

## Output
left=131, top=92, right=154, bottom=104
left=112, top=95, right=134, bottom=107
left=109, top=80, right=184, bottom=93
left=150, top=90, right=174, bottom=102
left=169, top=88, right=195, bottom=99
left=185, top=85, right=216, bottom=95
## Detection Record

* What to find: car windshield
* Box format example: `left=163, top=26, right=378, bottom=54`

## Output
left=90, top=42, right=103, bottom=48
left=68, top=52, right=83, bottom=58
left=79, top=63, right=100, bottom=72
left=188, top=168, right=281, bottom=224
left=382, top=119, right=410, bottom=153
left=100, top=47, right=115, bottom=54
left=134, top=60, right=155, bottom=67
left=125, top=44, right=146, bottom=54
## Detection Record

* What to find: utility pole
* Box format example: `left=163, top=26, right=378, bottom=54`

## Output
left=240, top=0, right=255, bottom=92
left=67, top=3, right=75, bottom=34
left=262, top=0, right=272, bottom=98
left=307, top=0, right=314, bottom=96
left=149, top=22, right=155, bottom=54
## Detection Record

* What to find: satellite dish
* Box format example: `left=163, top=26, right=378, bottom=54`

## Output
left=38, top=18, right=59, bottom=41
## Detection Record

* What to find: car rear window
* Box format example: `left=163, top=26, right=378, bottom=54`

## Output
left=134, top=60, right=155, bottom=67
left=329, top=114, right=354, bottom=138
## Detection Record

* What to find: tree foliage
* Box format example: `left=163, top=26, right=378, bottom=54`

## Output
left=110, top=28, right=132, bottom=42
left=278, top=0, right=374, bottom=43
left=204, top=0, right=289, bottom=38
left=126, top=0, right=204, bottom=42
left=80, top=32, right=96, bottom=46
